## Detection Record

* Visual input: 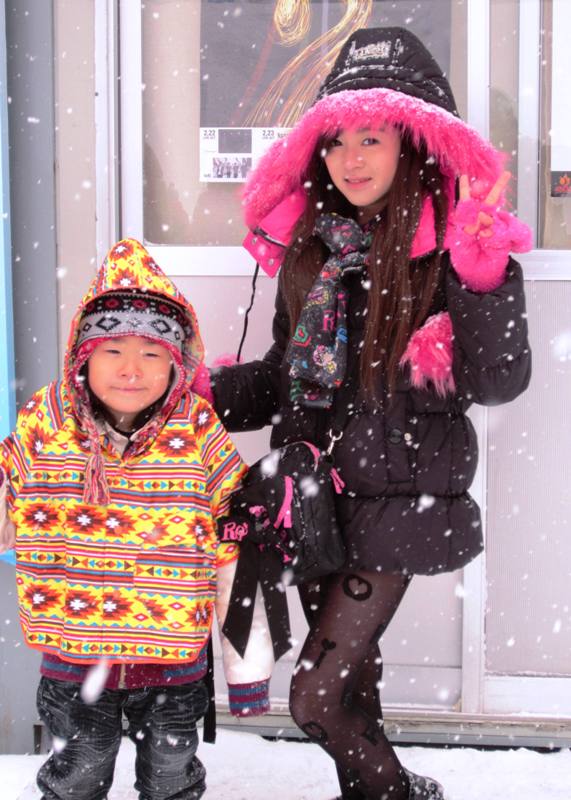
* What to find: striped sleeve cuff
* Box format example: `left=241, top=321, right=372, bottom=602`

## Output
left=228, top=678, right=270, bottom=717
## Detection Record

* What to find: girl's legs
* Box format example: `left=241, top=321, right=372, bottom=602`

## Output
left=335, top=648, right=387, bottom=799
left=299, top=581, right=384, bottom=799
left=292, top=572, right=411, bottom=800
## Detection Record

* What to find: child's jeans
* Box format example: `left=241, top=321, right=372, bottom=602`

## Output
left=36, top=675, right=209, bottom=800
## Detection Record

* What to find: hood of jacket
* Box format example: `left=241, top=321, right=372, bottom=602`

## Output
left=63, top=238, right=204, bottom=437
left=242, top=26, right=504, bottom=236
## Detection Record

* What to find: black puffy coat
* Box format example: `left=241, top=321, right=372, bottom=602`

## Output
left=215, top=25, right=531, bottom=575
left=212, top=252, right=530, bottom=575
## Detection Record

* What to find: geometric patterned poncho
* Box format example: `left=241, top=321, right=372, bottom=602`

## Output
left=0, top=238, right=247, bottom=664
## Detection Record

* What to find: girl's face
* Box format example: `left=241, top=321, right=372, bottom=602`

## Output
left=323, top=126, right=401, bottom=221
left=87, top=335, right=172, bottom=429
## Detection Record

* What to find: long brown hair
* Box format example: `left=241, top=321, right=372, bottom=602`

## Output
left=280, top=132, right=449, bottom=399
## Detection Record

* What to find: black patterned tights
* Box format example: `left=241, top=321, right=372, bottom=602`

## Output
left=291, top=571, right=412, bottom=800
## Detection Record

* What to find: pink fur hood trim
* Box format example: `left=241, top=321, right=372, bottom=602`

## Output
left=410, top=195, right=437, bottom=259
left=400, top=312, right=455, bottom=396
left=243, top=88, right=504, bottom=232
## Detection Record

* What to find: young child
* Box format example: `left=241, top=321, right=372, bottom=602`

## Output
left=207, top=27, right=532, bottom=800
left=0, top=238, right=273, bottom=800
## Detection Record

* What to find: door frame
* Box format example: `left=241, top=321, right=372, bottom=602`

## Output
left=104, top=0, right=571, bottom=721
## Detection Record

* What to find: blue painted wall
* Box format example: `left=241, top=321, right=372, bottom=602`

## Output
left=0, top=0, right=13, bottom=439
left=0, top=0, right=14, bottom=567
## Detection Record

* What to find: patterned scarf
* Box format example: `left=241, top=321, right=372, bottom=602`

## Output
left=285, top=213, right=372, bottom=408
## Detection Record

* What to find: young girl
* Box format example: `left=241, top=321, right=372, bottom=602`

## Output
left=0, top=239, right=273, bottom=800
left=207, top=27, right=532, bottom=800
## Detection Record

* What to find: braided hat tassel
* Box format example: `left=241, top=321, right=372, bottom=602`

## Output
left=82, top=413, right=111, bottom=505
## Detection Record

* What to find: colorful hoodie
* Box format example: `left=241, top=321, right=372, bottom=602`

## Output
left=0, top=239, right=273, bottom=712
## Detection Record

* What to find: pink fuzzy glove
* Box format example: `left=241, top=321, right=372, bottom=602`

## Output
left=445, top=171, right=532, bottom=292
left=191, top=362, right=214, bottom=404
left=191, top=355, right=241, bottom=405
left=400, top=312, right=455, bottom=397
left=243, top=189, right=306, bottom=277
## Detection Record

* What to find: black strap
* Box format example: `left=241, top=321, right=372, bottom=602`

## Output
left=325, top=364, right=360, bottom=453
left=258, top=549, right=292, bottom=660
left=236, top=262, right=260, bottom=362
left=202, top=638, right=216, bottom=744
left=222, top=541, right=292, bottom=661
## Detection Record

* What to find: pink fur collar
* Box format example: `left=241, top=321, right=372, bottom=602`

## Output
left=243, top=88, right=504, bottom=232
left=411, top=196, right=436, bottom=259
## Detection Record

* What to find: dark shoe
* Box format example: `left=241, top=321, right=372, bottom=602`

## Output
left=405, top=768, right=445, bottom=800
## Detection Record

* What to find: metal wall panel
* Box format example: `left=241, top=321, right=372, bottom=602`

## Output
left=486, top=281, right=571, bottom=676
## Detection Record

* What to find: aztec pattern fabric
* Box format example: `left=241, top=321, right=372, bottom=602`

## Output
left=77, top=292, right=189, bottom=352
left=0, top=239, right=246, bottom=664
left=285, top=213, right=371, bottom=408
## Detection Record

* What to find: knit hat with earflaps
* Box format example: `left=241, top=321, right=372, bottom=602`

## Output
left=72, top=291, right=191, bottom=505
left=242, top=26, right=504, bottom=236
left=76, top=292, right=189, bottom=353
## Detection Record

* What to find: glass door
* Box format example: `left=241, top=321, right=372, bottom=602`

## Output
left=115, top=0, right=571, bottom=722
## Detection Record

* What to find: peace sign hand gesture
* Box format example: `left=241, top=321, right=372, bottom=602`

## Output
left=445, top=171, right=532, bottom=293
left=458, top=171, right=512, bottom=238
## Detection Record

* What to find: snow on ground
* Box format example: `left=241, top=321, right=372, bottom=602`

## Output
left=3, top=728, right=570, bottom=800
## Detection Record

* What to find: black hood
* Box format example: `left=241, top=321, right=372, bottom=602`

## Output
left=317, top=26, right=459, bottom=116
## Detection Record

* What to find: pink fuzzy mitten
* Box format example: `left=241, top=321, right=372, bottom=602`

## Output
left=400, top=312, right=455, bottom=396
left=191, top=354, right=241, bottom=404
left=211, top=354, right=240, bottom=370
left=191, top=362, right=214, bottom=404
left=445, top=172, right=532, bottom=292
left=243, top=190, right=306, bottom=277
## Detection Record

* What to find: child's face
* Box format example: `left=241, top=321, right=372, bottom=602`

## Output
left=87, top=336, right=173, bottom=429
left=323, top=126, right=401, bottom=221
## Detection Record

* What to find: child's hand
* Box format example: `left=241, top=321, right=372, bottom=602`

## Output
left=0, top=521, right=16, bottom=554
left=0, top=467, right=14, bottom=553
left=446, top=171, right=532, bottom=292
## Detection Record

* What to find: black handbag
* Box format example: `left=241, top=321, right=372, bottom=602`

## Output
left=218, top=433, right=348, bottom=662
left=227, top=439, right=346, bottom=584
